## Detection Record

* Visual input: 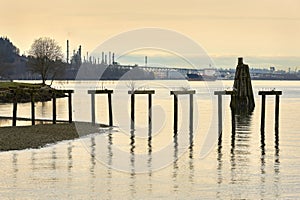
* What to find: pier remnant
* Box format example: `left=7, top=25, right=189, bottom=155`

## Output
left=170, top=90, right=196, bottom=133
left=88, top=90, right=114, bottom=126
left=214, top=90, right=236, bottom=134
left=128, top=90, right=155, bottom=129
left=258, top=90, right=282, bottom=132
left=230, top=57, right=255, bottom=114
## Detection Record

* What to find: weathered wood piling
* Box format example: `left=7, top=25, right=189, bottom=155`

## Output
left=170, top=90, right=195, bottom=132
left=230, top=57, right=255, bottom=114
left=9, top=89, right=74, bottom=126
left=88, top=90, right=114, bottom=126
left=128, top=90, right=155, bottom=129
left=258, top=90, right=282, bottom=132
left=214, top=90, right=236, bottom=134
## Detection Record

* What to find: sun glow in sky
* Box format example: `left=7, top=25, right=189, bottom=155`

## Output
left=1, top=0, right=299, bottom=68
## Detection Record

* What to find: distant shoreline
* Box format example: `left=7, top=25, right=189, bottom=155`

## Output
left=0, top=122, right=104, bottom=151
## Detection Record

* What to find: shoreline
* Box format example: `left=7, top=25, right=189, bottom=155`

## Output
left=0, top=82, right=66, bottom=103
left=0, top=122, right=105, bottom=151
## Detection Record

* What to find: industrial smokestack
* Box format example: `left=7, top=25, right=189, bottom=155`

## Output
left=78, top=45, right=82, bottom=61
left=145, top=56, right=147, bottom=66
left=105, top=54, right=107, bottom=65
left=102, top=52, right=104, bottom=64
left=112, top=53, right=115, bottom=64
left=109, top=51, right=111, bottom=65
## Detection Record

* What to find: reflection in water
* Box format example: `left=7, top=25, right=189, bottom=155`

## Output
left=274, top=129, right=280, bottom=175
left=67, top=142, right=73, bottom=173
left=217, top=133, right=223, bottom=184
left=216, top=134, right=223, bottom=200
left=274, top=129, right=280, bottom=199
left=147, top=123, right=153, bottom=194
left=90, top=137, right=96, bottom=196
left=67, top=142, right=73, bottom=189
left=173, top=130, right=179, bottom=192
left=107, top=131, right=113, bottom=200
left=230, top=114, right=252, bottom=184
left=12, top=153, right=18, bottom=188
left=51, top=147, right=56, bottom=171
left=260, top=126, right=266, bottom=198
left=90, top=137, right=96, bottom=175
left=129, top=128, right=136, bottom=199
left=188, top=127, right=194, bottom=186
left=31, top=151, right=37, bottom=171
left=260, top=126, right=281, bottom=198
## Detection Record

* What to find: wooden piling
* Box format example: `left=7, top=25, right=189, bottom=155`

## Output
left=12, top=92, right=17, bottom=127
left=66, top=92, right=71, bottom=123
left=131, top=93, right=135, bottom=128
left=31, top=92, right=35, bottom=125
left=258, top=91, right=282, bottom=132
left=189, top=94, right=193, bottom=133
left=91, top=93, right=95, bottom=125
left=88, top=90, right=114, bottom=126
left=218, top=94, right=222, bottom=134
left=108, top=93, right=113, bottom=126
left=128, top=90, right=155, bottom=130
left=173, top=94, right=178, bottom=132
left=148, top=93, right=152, bottom=126
left=231, top=109, right=236, bottom=133
left=214, top=90, right=236, bottom=134
left=275, top=94, right=280, bottom=130
left=260, top=94, right=266, bottom=132
left=230, top=57, right=255, bottom=114
left=170, top=90, right=196, bottom=133
left=52, top=92, right=56, bottom=124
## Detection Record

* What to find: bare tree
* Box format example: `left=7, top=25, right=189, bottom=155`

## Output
left=28, top=37, right=64, bottom=85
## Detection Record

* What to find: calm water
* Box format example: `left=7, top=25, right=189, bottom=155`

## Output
left=0, top=80, right=299, bottom=199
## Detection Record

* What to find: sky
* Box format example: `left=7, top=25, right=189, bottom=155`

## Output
left=1, top=0, right=299, bottom=69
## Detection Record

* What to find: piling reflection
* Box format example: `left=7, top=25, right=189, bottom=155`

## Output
left=173, top=129, right=179, bottom=192
left=106, top=131, right=113, bottom=200
left=12, top=153, right=18, bottom=187
left=274, top=129, right=280, bottom=174
left=51, top=147, right=56, bottom=170
left=90, top=137, right=96, bottom=176
left=188, top=126, right=194, bottom=185
left=217, top=133, right=223, bottom=185
left=129, top=127, right=136, bottom=199
left=147, top=122, right=153, bottom=193
left=67, top=142, right=73, bottom=173
left=89, top=136, right=96, bottom=196
left=273, top=129, right=280, bottom=199
left=67, top=142, right=73, bottom=187
left=230, top=113, right=252, bottom=184
left=31, top=151, right=37, bottom=171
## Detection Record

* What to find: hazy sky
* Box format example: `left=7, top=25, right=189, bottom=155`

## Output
left=1, top=0, right=299, bottom=69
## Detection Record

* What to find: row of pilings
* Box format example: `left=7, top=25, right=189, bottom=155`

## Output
left=3, top=88, right=281, bottom=135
